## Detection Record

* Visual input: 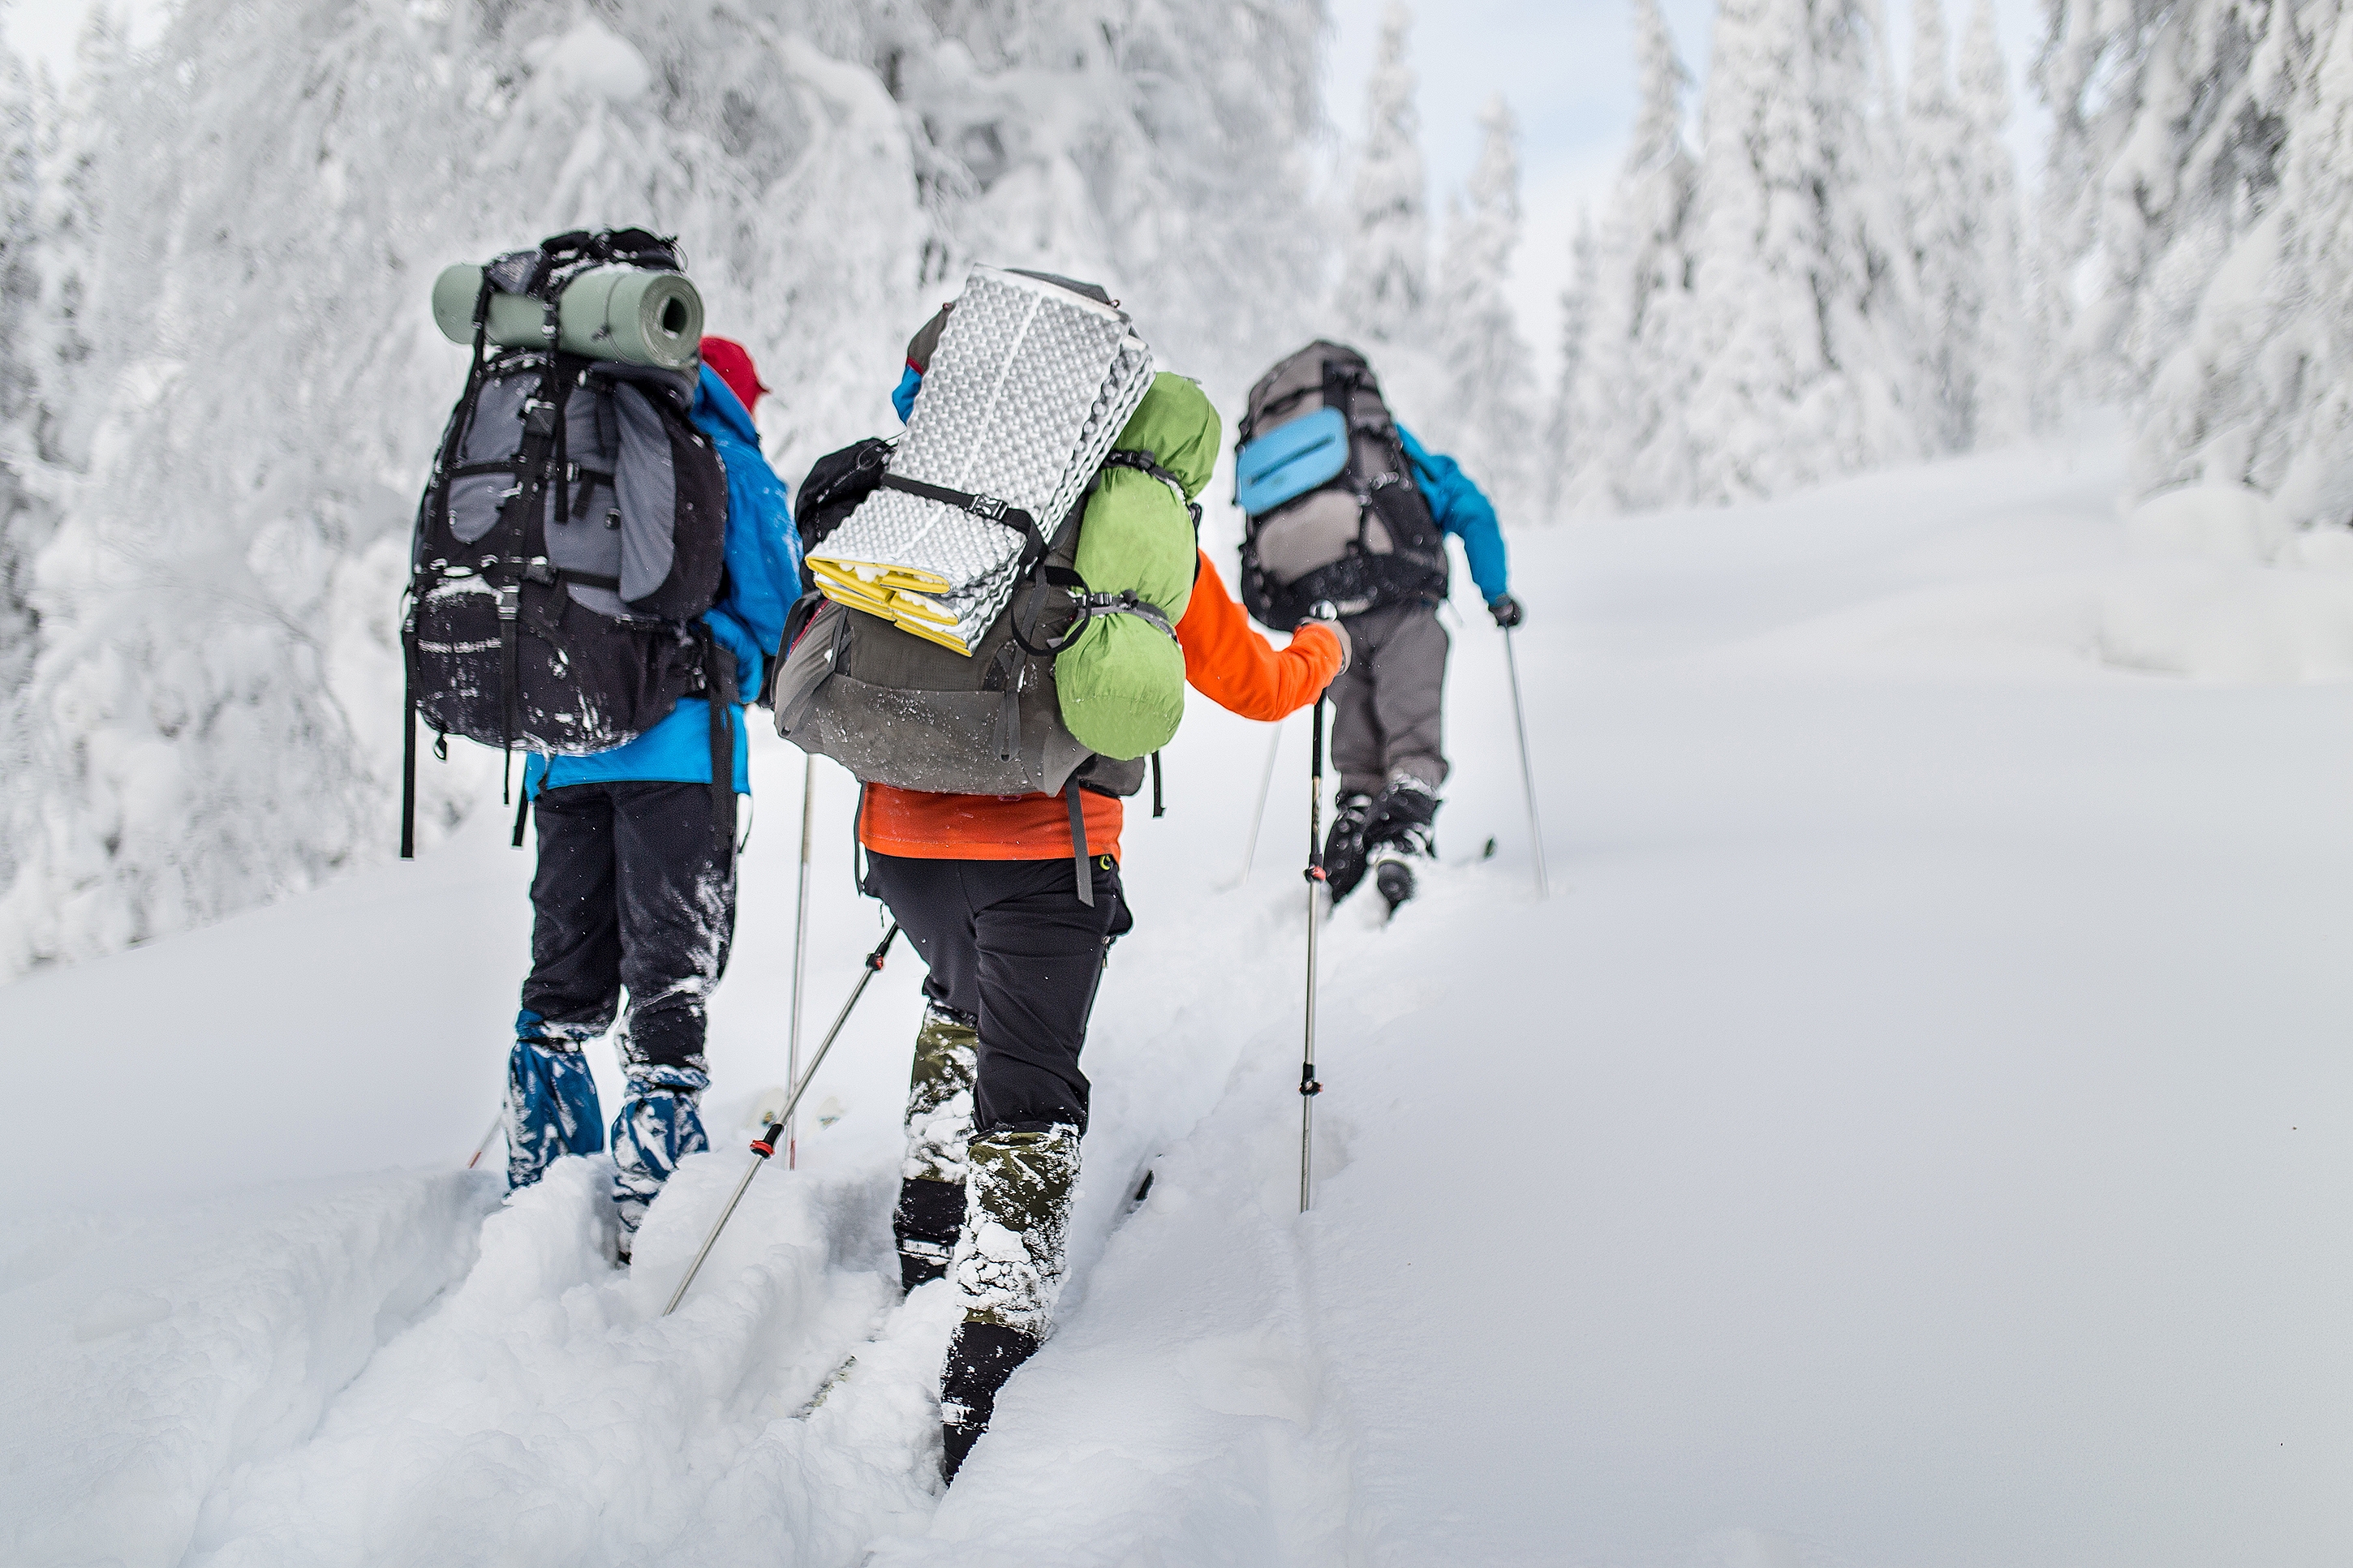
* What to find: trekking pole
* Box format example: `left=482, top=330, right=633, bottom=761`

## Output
left=1502, top=626, right=1550, bottom=900
left=1237, top=720, right=1283, bottom=883
left=663, top=923, right=901, bottom=1316
left=786, top=754, right=817, bottom=1168
left=464, top=1110, right=503, bottom=1171
left=1299, top=697, right=1327, bottom=1214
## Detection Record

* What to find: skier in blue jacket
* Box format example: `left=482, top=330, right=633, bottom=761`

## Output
left=504, top=337, right=801, bottom=1254
left=1321, top=419, right=1519, bottom=911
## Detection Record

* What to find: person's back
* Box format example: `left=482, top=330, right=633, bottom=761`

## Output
left=1232, top=342, right=1522, bottom=910
left=828, top=287, right=1349, bottom=1482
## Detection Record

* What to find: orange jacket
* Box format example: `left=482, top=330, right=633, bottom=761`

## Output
left=858, top=552, right=1344, bottom=861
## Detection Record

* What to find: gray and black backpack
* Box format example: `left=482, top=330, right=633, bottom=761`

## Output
left=401, top=229, right=733, bottom=857
left=1232, top=341, right=1448, bottom=629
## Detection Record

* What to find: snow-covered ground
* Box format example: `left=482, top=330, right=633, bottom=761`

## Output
left=4, top=437, right=2348, bottom=1567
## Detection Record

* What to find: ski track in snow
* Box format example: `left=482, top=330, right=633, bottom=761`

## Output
left=5, top=439, right=2351, bottom=1566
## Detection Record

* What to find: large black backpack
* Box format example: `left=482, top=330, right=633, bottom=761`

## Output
left=1232, top=341, right=1448, bottom=629
left=401, top=229, right=733, bottom=857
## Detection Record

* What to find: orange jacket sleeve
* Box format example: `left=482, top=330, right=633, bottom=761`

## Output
left=1175, top=552, right=1344, bottom=721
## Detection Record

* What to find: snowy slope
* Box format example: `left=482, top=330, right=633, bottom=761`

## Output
left=5, top=438, right=2351, bottom=1567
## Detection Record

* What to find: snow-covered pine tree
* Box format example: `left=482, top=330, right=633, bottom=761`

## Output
left=1542, top=212, right=1597, bottom=519
left=2127, top=0, right=2353, bottom=523
left=0, top=37, right=47, bottom=706
left=1955, top=0, right=2029, bottom=449
left=1336, top=2, right=1430, bottom=345
left=1679, top=0, right=1922, bottom=502
left=0, top=0, right=1330, bottom=977
left=1429, top=94, right=1537, bottom=519
left=2032, top=0, right=2304, bottom=404
left=1559, top=0, right=1698, bottom=513
left=1903, top=0, right=1972, bottom=453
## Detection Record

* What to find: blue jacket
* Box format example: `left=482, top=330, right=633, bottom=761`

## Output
left=1396, top=424, right=1508, bottom=604
left=526, top=366, right=802, bottom=797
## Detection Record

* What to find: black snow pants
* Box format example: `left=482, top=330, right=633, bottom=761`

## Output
left=860, top=849, right=1129, bottom=1135
left=1330, top=599, right=1451, bottom=797
left=521, top=780, right=738, bottom=1078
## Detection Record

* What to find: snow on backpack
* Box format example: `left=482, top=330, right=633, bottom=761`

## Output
left=401, top=228, right=733, bottom=859
left=767, top=269, right=1206, bottom=902
left=1232, top=341, right=1448, bottom=629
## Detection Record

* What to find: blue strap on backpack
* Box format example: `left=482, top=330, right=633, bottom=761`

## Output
left=1234, top=406, right=1349, bottom=516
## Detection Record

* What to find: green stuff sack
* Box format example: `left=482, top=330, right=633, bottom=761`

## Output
left=1054, top=373, right=1220, bottom=759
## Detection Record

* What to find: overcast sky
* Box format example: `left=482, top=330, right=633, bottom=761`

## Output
left=8, top=0, right=2051, bottom=388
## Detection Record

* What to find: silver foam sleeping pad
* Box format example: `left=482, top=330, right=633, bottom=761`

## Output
left=811, top=265, right=1155, bottom=653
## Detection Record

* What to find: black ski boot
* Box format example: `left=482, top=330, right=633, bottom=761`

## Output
left=1323, top=791, right=1376, bottom=902
left=940, top=1320, right=1039, bottom=1483
left=1367, top=777, right=1439, bottom=914
left=893, top=1176, right=964, bottom=1293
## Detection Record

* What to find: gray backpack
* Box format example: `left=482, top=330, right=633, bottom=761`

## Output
left=1233, top=341, right=1448, bottom=629
left=768, top=447, right=1183, bottom=903
left=402, top=230, right=733, bottom=858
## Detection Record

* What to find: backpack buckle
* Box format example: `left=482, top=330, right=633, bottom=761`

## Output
left=967, top=493, right=1008, bottom=521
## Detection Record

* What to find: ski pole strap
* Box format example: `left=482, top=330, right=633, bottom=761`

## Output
left=1151, top=750, right=1164, bottom=818
left=1065, top=779, right=1094, bottom=907
left=510, top=784, right=531, bottom=848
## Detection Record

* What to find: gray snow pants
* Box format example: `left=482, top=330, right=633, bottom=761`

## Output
left=1330, top=601, right=1450, bottom=797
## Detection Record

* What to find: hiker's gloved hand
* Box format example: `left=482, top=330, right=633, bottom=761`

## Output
left=1298, top=614, right=1351, bottom=676
left=1487, top=593, right=1524, bottom=629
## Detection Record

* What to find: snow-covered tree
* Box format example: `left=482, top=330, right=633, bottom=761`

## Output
left=1903, top=0, right=1972, bottom=451
left=1336, top=2, right=1430, bottom=344
left=1955, top=0, right=2029, bottom=448
left=1559, top=0, right=1698, bottom=512
left=1429, top=95, right=1538, bottom=519
left=2033, top=0, right=2304, bottom=402
left=0, top=0, right=1331, bottom=977
left=1678, top=0, right=1922, bottom=502
left=1542, top=212, right=1597, bottom=518
left=2126, top=0, right=2353, bottom=522
left=2032, top=0, right=2353, bottom=518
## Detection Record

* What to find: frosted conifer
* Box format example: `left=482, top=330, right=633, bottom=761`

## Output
left=1337, top=3, right=1430, bottom=344
left=1955, top=0, right=2028, bottom=448
left=1560, top=0, right=1697, bottom=513
left=1680, top=0, right=1921, bottom=503
left=1903, top=0, right=1972, bottom=452
left=1430, top=95, right=1537, bottom=518
left=1542, top=213, right=1597, bottom=519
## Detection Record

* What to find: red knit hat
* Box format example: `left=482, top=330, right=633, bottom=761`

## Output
left=699, top=336, right=768, bottom=415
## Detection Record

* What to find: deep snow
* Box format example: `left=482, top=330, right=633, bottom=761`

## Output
left=3, top=438, right=2349, bottom=1566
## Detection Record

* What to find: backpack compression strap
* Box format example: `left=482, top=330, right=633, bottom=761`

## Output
left=874, top=473, right=1048, bottom=564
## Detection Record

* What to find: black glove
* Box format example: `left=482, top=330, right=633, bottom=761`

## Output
left=1487, top=593, right=1524, bottom=629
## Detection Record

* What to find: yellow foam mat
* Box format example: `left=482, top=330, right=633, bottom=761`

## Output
left=805, top=555, right=954, bottom=596
left=814, top=578, right=976, bottom=655
left=811, top=565, right=957, bottom=628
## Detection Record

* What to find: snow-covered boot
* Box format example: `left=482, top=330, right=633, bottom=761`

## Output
left=896, top=1001, right=979, bottom=1292
left=505, top=1016, right=604, bottom=1192
left=939, top=1123, right=1079, bottom=1483
left=611, top=1061, right=710, bottom=1248
left=940, top=1320, right=1038, bottom=1483
left=1323, top=791, right=1376, bottom=903
left=1367, top=775, right=1439, bottom=914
